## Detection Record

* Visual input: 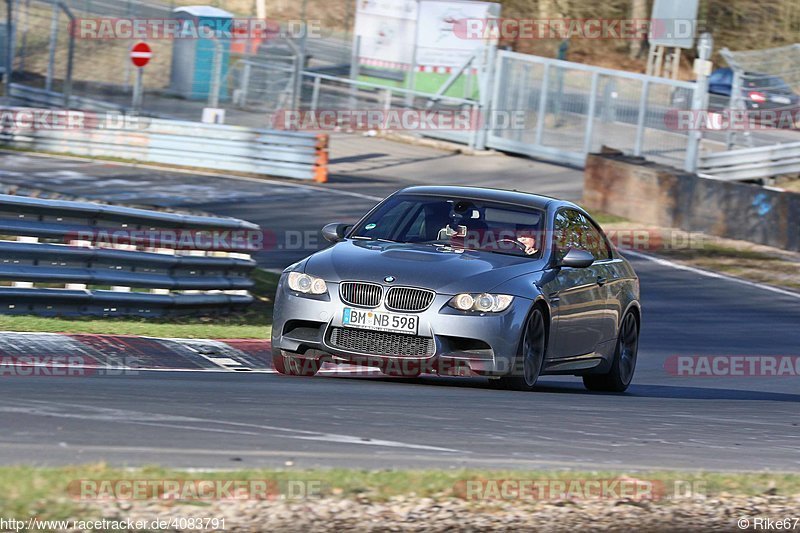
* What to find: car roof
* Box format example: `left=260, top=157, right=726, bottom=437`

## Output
left=395, top=185, right=579, bottom=212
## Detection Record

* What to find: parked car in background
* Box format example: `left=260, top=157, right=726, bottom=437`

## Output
left=672, top=68, right=800, bottom=126
left=706, top=68, right=800, bottom=113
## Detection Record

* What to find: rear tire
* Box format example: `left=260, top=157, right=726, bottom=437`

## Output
left=583, top=312, right=639, bottom=392
left=272, top=350, right=320, bottom=377
left=499, top=308, right=547, bottom=391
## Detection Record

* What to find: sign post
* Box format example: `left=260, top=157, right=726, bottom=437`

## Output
left=130, top=42, right=152, bottom=114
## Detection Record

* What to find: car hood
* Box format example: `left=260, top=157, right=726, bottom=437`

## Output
left=304, top=239, right=546, bottom=294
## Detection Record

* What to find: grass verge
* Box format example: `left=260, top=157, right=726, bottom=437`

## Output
left=592, top=213, right=800, bottom=293
left=0, top=269, right=278, bottom=339
left=1, top=465, right=799, bottom=521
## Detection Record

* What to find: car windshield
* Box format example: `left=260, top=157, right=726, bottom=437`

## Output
left=350, top=194, right=546, bottom=258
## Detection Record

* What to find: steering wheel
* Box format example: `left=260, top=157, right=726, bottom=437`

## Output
left=496, top=238, right=528, bottom=252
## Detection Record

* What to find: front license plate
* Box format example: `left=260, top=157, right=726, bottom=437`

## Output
left=343, top=308, right=419, bottom=335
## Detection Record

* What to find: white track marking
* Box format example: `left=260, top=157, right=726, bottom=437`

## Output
left=0, top=401, right=461, bottom=453
left=623, top=250, right=800, bottom=300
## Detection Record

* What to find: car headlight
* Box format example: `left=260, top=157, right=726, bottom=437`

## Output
left=448, top=293, right=514, bottom=313
left=287, top=272, right=328, bottom=295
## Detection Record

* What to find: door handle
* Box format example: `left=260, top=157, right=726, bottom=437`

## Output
left=596, top=276, right=607, bottom=286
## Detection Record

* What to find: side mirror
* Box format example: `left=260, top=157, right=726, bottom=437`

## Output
left=322, top=223, right=351, bottom=243
left=558, top=248, right=595, bottom=268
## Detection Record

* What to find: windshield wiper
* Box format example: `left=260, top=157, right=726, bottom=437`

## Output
left=419, top=240, right=531, bottom=257
left=351, top=236, right=402, bottom=243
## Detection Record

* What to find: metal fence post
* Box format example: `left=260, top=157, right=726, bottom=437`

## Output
left=208, top=39, right=223, bottom=108
left=685, top=32, right=713, bottom=173
left=237, top=61, right=251, bottom=107
left=474, top=42, right=496, bottom=151
left=293, top=22, right=307, bottom=110
left=633, top=79, right=650, bottom=156
left=132, top=67, right=144, bottom=112
left=310, top=75, right=321, bottom=112
left=383, top=88, right=392, bottom=112
left=45, top=2, right=58, bottom=92
left=60, top=2, right=74, bottom=109
left=18, top=0, right=28, bottom=72
left=513, top=64, right=528, bottom=142
left=348, top=35, right=360, bottom=110
left=725, top=68, right=742, bottom=150
left=534, top=63, right=551, bottom=146
left=582, top=71, right=599, bottom=155
left=4, top=0, right=12, bottom=97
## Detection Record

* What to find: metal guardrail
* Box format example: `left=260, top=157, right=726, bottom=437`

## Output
left=0, top=194, right=259, bottom=317
left=9, top=83, right=126, bottom=112
left=698, top=141, right=800, bottom=181
left=0, top=108, right=330, bottom=182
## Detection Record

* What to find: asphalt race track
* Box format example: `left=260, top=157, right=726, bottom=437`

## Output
left=0, top=151, right=798, bottom=471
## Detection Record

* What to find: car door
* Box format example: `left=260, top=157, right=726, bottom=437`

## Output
left=578, top=214, right=620, bottom=345
left=544, top=209, right=613, bottom=359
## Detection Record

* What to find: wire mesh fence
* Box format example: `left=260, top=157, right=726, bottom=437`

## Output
left=487, top=50, right=695, bottom=168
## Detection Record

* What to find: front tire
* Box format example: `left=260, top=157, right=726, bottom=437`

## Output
left=499, top=308, right=547, bottom=391
left=272, top=350, right=320, bottom=377
left=583, top=312, right=639, bottom=392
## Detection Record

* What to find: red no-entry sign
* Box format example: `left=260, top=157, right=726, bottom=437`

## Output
left=130, top=42, right=152, bottom=68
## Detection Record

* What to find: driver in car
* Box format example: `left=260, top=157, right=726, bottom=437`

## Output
left=436, top=201, right=538, bottom=256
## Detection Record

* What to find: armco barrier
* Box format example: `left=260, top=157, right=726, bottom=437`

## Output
left=584, top=149, right=800, bottom=252
left=698, top=141, right=800, bottom=182
left=0, top=194, right=259, bottom=316
left=0, top=108, right=329, bottom=182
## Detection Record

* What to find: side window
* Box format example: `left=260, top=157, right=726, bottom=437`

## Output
left=553, top=210, right=611, bottom=262
left=553, top=210, right=584, bottom=262
left=579, top=216, right=611, bottom=261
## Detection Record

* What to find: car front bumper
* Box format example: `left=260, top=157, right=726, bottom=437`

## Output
left=271, top=278, right=534, bottom=376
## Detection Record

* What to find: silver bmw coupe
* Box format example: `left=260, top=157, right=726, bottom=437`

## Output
left=272, top=186, right=640, bottom=392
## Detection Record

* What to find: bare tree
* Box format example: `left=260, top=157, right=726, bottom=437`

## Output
left=629, top=0, right=648, bottom=58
